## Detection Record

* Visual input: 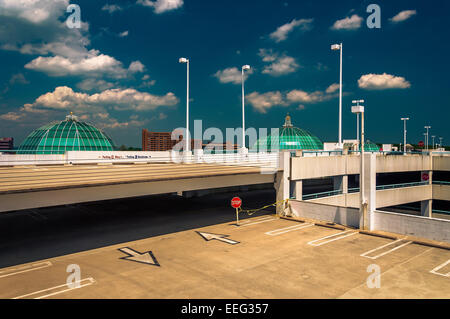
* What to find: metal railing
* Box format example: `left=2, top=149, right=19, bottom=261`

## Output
left=302, top=189, right=343, bottom=200
left=433, top=181, right=450, bottom=185
left=376, top=181, right=429, bottom=191
left=301, top=182, right=430, bottom=201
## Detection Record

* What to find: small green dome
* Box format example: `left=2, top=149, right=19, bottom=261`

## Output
left=18, top=113, right=115, bottom=154
left=361, top=140, right=380, bottom=152
left=253, top=114, right=323, bottom=151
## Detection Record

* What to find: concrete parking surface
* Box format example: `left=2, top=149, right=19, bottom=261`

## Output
left=1, top=211, right=449, bottom=299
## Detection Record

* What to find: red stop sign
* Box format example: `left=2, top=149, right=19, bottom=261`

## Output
left=418, top=141, right=424, bottom=148
left=231, top=197, right=242, bottom=209
left=422, top=173, right=429, bottom=181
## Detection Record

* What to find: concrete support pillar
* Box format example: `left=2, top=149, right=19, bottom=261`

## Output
left=294, top=180, right=303, bottom=200
left=421, top=200, right=433, bottom=218
left=275, top=151, right=290, bottom=215
left=362, top=153, right=377, bottom=230
left=333, top=175, right=348, bottom=194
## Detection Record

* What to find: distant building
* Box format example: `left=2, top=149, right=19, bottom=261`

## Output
left=142, top=130, right=183, bottom=151
left=142, top=129, right=239, bottom=152
left=0, top=137, right=14, bottom=151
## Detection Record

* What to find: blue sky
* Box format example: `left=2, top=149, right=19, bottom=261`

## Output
left=0, top=0, right=448, bottom=148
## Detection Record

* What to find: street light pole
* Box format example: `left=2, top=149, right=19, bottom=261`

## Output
left=432, top=136, right=436, bottom=150
left=331, top=43, right=343, bottom=149
left=424, top=126, right=431, bottom=152
left=241, top=65, right=251, bottom=152
left=352, top=101, right=366, bottom=229
left=401, top=118, right=409, bottom=154
left=179, top=57, right=190, bottom=154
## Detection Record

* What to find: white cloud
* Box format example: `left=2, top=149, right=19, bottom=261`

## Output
left=246, top=84, right=340, bottom=113
left=390, top=10, right=417, bottom=23
left=137, top=0, right=183, bottom=14
left=102, top=4, right=123, bottom=14
left=262, top=56, right=299, bottom=76
left=119, top=30, right=129, bottom=37
left=270, top=18, right=313, bottom=42
left=9, top=73, right=29, bottom=85
left=326, top=83, right=340, bottom=94
left=214, top=67, right=251, bottom=85
left=0, top=0, right=69, bottom=24
left=246, top=91, right=286, bottom=114
left=259, top=49, right=300, bottom=76
left=331, top=14, right=363, bottom=30
left=0, top=1, right=147, bottom=82
left=24, top=54, right=144, bottom=79
left=0, top=86, right=179, bottom=124
left=76, top=79, right=115, bottom=92
left=358, top=73, right=411, bottom=90
left=128, top=61, right=145, bottom=73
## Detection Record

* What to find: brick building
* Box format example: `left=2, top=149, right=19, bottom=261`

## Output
left=0, top=137, right=13, bottom=151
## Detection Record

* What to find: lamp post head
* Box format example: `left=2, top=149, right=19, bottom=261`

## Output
left=331, top=44, right=341, bottom=51
left=242, top=65, right=251, bottom=71
left=401, top=118, right=410, bottom=121
left=179, top=57, right=189, bottom=63
left=351, top=105, right=365, bottom=114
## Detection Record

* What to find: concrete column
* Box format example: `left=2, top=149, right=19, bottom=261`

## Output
left=275, top=151, right=290, bottom=215
left=421, top=200, right=432, bottom=218
left=333, top=175, right=348, bottom=194
left=294, top=180, right=303, bottom=200
left=362, top=153, right=377, bottom=230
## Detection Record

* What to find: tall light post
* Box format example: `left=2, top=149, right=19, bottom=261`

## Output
left=331, top=43, right=343, bottom=149
left=352, top=102, right=366, bottom=229
left=353, top=100, right=364, bottom=143
left=424, top=126, right=431, bottom=151
left=241, top=65, right=251, bottom=153
left=401, top=118, right=410, bottom=154
left=432, top=136, right=436, bottom=150
left=440, top=137, right=443, bottom=149
left=179, top=57, right=190, bottom=154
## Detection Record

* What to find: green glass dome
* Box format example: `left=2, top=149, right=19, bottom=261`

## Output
left=361, top=140, right=380, bottom=152
left=18, top=113, right=115, bottom=154
left=253, top=114, right=323, bottom=151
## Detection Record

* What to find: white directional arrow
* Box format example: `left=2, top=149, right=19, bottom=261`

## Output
left=196, top=231, right=240, bottom=245
left=118, top=247, right=160, bottom=266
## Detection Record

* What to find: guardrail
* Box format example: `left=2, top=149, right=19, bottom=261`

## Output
left=0, top=150, right=281, bottom=168
left=376, top=181, right=429, bottom=191
left=433, top=181, right=450, bottom=185
left=302, top=189, right=343, bottom=200
left=302, top=182, right=430, bottom=201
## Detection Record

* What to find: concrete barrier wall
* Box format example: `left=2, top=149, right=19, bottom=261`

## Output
left=0, top=154, right=66, bottom=166
left=376, top=185, right=432, bottom=208
left=290, top=155, right=448, bottom=181
left=376, top=155, right=431, bottom=173
left=433, top=155, right=450, bottom=171
left=289, top=200, right=360, bottom=228
left=307, top=186, right=433, bottom=209
left=372, top=210, right=450, bottom=243
left=0, top=151, right=280, bottom=167
left=308, top=193, right=359, bottom=208
left=433, top=184, right=450, bottom=201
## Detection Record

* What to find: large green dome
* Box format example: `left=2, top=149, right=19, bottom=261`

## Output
left=18, top=114, right=115, bottom=154
left=253, top=114, right=323, bottom=151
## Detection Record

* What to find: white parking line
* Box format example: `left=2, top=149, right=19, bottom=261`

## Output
left=13, top=277, right=96, bottom=299
left=360, top=239, right=412, bottom=260
left=265, top=223, right=313, bottom=236
left=430, top=260, right=450, bottom=278
left=0, top=261, right=52, bottom=279
left=239, top=216, right=278, bottom=227
left=307, top=230, right=357, bottom=247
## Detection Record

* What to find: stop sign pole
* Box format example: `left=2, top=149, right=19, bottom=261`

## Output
left=231, top=197, right=242, bottom=226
